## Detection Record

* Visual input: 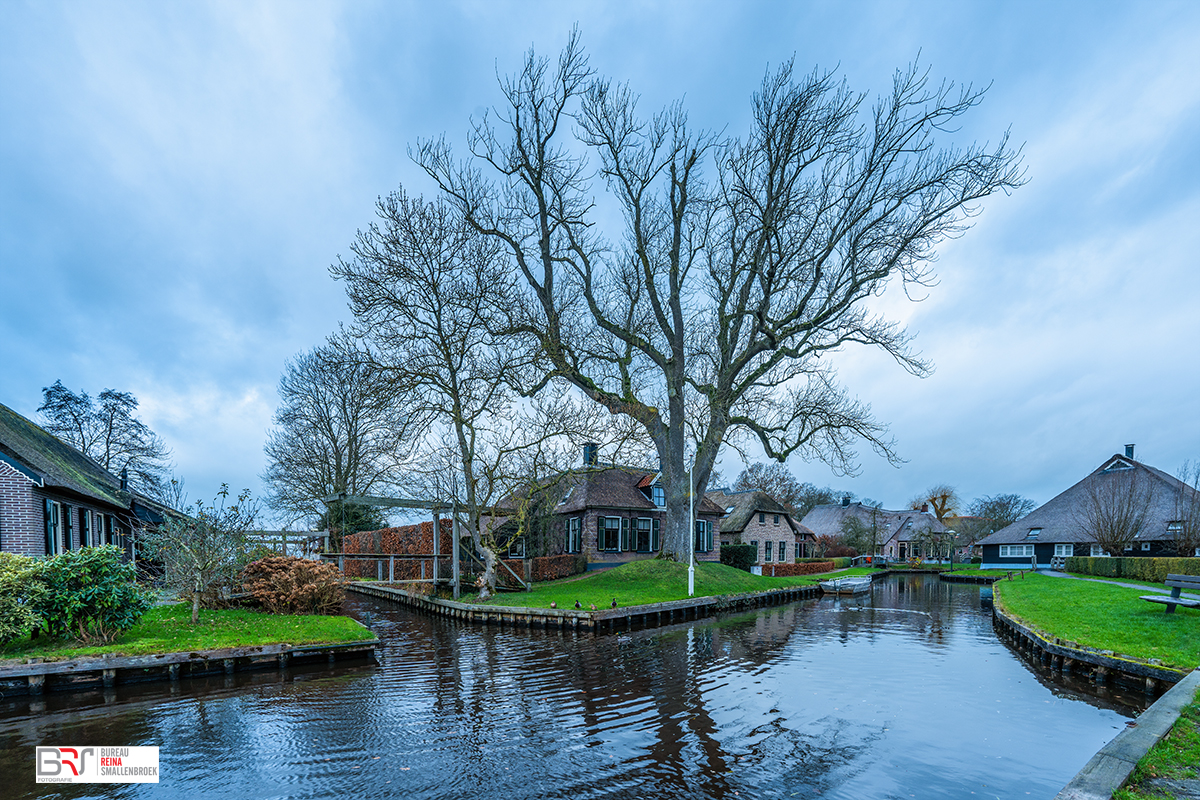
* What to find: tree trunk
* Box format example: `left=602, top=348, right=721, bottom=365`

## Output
left=191, top=590, right=201, bottom=624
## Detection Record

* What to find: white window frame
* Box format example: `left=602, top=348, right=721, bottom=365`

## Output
left=780, top=541, right=789, bottom=562
left=1054, top=543, right=1073, bottom=557
left=1141, top=542, right=1151, bottom=551
left=651, top=486, right=665, bottom=507
left=567, top=517, right=582, bottom=554
left=999, top=544, right=1035, bottom=558
left=635, top=517, right=653, bottom=552
left=601, top=517, right=621, bottom=552
left=764, top=541, right=773, bottom=562
left=1090, top=544, right=1110, bottom=557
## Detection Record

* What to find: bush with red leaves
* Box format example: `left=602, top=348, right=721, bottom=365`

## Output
left=242, top=556, right=345, bottom=615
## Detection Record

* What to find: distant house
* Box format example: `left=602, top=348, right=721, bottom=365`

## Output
left=705, top=488, right=816, bottom=564
left=799, top=498, right=947, bottom=560
left=492, top=445, right=726, bottom=568
left=0, top=401, right=171, bottom=557
left=977, top=448, right=1198, bottom=570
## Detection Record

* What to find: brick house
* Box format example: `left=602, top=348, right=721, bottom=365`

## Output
left=493, top=446, right=726, bottom=568
left=799, top=498, right=947, bottom=560
left=0, top=402, right=169, bottom=557
left=977, top=447, right=1200, bottom=570
left=705, top=489, right=816, bottom=564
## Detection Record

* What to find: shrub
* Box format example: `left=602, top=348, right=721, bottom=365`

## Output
left=1066, top=555, right=1200, bottom=581
left=828, top=557, right=852, bottom=569
left=31, top=545, right=153, bottom=644
left=0, top=552, right=43, bottom=645
left=720, top=544, right=757, bottom=573
left=242, top=556, right=345, bottom=615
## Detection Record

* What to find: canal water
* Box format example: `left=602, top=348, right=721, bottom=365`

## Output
left=1, top=575, right=1147, bottom=799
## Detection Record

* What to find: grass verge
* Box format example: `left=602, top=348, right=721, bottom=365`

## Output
left=0, top=604, right=371, bottom=663
left=993, top=573, right=1200, bottom=671
left=1115, top=688, right=1200, bottom=800
left=455, top=560, right=867, bottom=609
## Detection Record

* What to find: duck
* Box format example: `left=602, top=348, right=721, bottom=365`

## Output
left=574, top=600, right=582, bottom=609
left=611, top=598, right=618, bottom=608
left=589, top=603, right=597, bottom=611
left=550, top=601, right=557, bottom=609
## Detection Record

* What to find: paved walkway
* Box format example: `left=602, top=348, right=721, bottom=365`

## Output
left=1039, top=569, right=1200, bottom=600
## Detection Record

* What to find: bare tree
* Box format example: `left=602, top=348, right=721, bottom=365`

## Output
left=140, top=483, right=260, bottom=624
left=39, top=380, right=172, bottom=498
left=1077, top=470, right=1153, bottom=556
left=332, top=192, right=651, bottom=598
left=909, top=484, right=961, bottom=522
left=416, top=32, right=1024, bottom=561
left=962, top=493, right=1036, bottom=544
left=1171, top=461, right=1200, bottom=557
left=262, top=334, right=412, bottom=540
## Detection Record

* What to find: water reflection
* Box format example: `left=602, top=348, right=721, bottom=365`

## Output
left=0, top=575, right=1139, bottom=799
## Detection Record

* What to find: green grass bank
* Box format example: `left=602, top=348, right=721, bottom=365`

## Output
left=0, top=604, right=371, bottom=663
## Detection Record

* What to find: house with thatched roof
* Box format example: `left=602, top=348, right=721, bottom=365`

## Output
left=490, top=445, right=726, bottom=568
left=976, top=447, right=1198, bottom=570
left=705, top=488, right=816, bottom=564
left=799, top=498, right=947, bottom=560
left=0, top=401, right=174, bottom=557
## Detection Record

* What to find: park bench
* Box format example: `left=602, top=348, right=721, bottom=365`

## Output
left=1139, top=574, right=1200, bottom=614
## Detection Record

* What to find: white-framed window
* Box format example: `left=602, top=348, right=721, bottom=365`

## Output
left=635, top=517, right=653, bottom=552
left=759, top=513, right=765, bottom=524
left=780, top=541, right=789, bottom=562
left=600, top=517, right=621, bottom=551
left=1090, top=544, right=1110, bottom=557
left=507, top=537, right=526, bottom=558
left=1168, top=521, right=1183, bottom=533
left=1025, top=528, right=1042, bottom=540
left=1142, top=542, right=1151, bottom=551
left=1124, top=542, right=1133, bottom=551
left=652, top=486, right=665, bottom=507
left=765, top=541, right=773, bottom=562
left=773, top=515, right=780, bottom=525
left=999, top=544, right=1035, bottom=558
left=567, top=517, right=582, bottom=554
left=1195, top=547, right=1200, bottom=557
left=1054, top=543, right=1074, bottom=557
left=694, top=519, right=713, bottom=552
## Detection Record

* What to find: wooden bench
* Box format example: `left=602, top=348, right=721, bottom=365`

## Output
left=1140, top=574, right=1200, bottom=614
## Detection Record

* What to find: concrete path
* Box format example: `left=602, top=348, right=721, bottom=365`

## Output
left=1039, top=570, right=1200, bottom=600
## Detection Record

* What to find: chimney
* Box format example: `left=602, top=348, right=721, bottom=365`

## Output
left=841, top=495, right=850, bottom=508
left=921, top=502, right=929, bottom=513
left=1125, top=444, right=1135, bottom=459
left=119, top=467, right=129, bottom=492
left=583, top=442, right=598, bottom=467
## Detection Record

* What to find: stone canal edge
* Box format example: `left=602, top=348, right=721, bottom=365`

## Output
left=0, top=638, right=380, bottom=696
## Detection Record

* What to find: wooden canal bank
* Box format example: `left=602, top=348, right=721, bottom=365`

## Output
left=991, top=602, right=1187, bottom=694
left=0, top=638, right=379, bottom=697
left=348, top=580, right=830, bottom=633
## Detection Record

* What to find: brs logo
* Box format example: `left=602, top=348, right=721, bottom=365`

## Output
left=37, top=747, right=94, bottom=777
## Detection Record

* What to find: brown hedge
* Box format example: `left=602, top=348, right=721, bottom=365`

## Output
left=763, top=561, right=836, bottom=577
left=242, top=556, right=345, bottom=615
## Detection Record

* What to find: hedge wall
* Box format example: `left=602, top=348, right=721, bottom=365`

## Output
left=1063, top=556, right=1200, bottom=582
left=763, top=561, right=835, bottom=577
left=496, top=554, right=588, bottom=587
left=720, top=544, right=757, bottom=572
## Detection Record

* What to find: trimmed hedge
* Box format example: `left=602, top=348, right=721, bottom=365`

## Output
left=763, top=561, right=835, bottom=577
left=496, top=554, right=588, bottom=587
left=720, top=544, right=757, bottom=572
left=827, top=557, right=852, bottom=569
left=1063, top=555, right=1200, bottom=582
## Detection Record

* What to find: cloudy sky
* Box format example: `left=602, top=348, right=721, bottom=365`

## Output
left=2, top=0, right=1198, bottom=520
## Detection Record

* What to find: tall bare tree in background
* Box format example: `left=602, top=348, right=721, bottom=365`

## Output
left=333, top=192, right=652, bottom=598
left=39, top=380, right=173, bottom=499
left=416, top=31, right=1024, bottom=560
left=1077, top=470, right=1153, bottom=556
left=909, top=484, right=961, bottom=522
left=731, top=462, right=849, bottom=520
left=262, top=334, right=412, bottom=541
left=1171, top=462, right=1200, bottom=557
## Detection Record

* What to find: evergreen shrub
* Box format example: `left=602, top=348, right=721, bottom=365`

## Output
left=720, top=544, right=757, bottom=572
left=0, top=552, right=43, bottom=645
left=31, top=545, right=153, bottom=644
left=1064, top=556, right=1200, bottom=582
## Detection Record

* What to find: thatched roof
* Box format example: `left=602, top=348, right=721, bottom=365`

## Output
left=977, top=454, right=1193, bottom=546
left=500, top=465, right=725, bottom=517
left=799, top=502, right=946, bottom=543
left=705, top=489, right=813, bottom=537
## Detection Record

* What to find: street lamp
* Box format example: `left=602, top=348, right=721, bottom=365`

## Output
left=688, top=461, right=695, bottom=597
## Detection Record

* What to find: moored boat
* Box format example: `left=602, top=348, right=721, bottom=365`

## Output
left=819, top=576, right=873, bottom=595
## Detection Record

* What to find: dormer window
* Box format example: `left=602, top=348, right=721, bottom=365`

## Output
left=1025, top=527, right=1042, bottom=540
left=1168, top=521, right=1183, bottom=533
left=652, top=486, right=665, bottom=507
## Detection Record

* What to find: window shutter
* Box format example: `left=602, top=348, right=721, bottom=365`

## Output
left=62, top=504, right=72, bottom=550
left=44, top=498, right=53, bottom=555
left=620, top=518, right=630, bottom=551
left=80, top=509, right=90, bottom=547
left=598, top=515, right=604, bottom=548
left=652, top=519, right=660, bottom=551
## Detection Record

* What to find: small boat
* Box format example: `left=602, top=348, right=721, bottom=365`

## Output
left=819, top=576, right=873, bottom=595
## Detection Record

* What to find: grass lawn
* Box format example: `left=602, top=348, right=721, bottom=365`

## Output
left=456, top=560, right=863, bottom=609
left=1115, top=688, right=1200, bottom=800
left=1064, top=573, right=1175, bottom=590
left=0, top=604, right=372, bottom=663
left=946, top=567, right=1013, bottom=577
left=994, top=573, right=1200, bottom=671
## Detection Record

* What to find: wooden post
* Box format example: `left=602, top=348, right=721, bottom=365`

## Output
left=452, top=514, right=461, bottom=600
left=433, top=511, right=441, bottom=586
left=338, top=554, right=344, bottom=573
left=389, top=555, right=395, bottom=583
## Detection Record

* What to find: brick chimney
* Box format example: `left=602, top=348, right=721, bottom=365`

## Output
left=583, top=442, right=598, bottom=466
left=1125, top=444, right=1135, bottom=459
